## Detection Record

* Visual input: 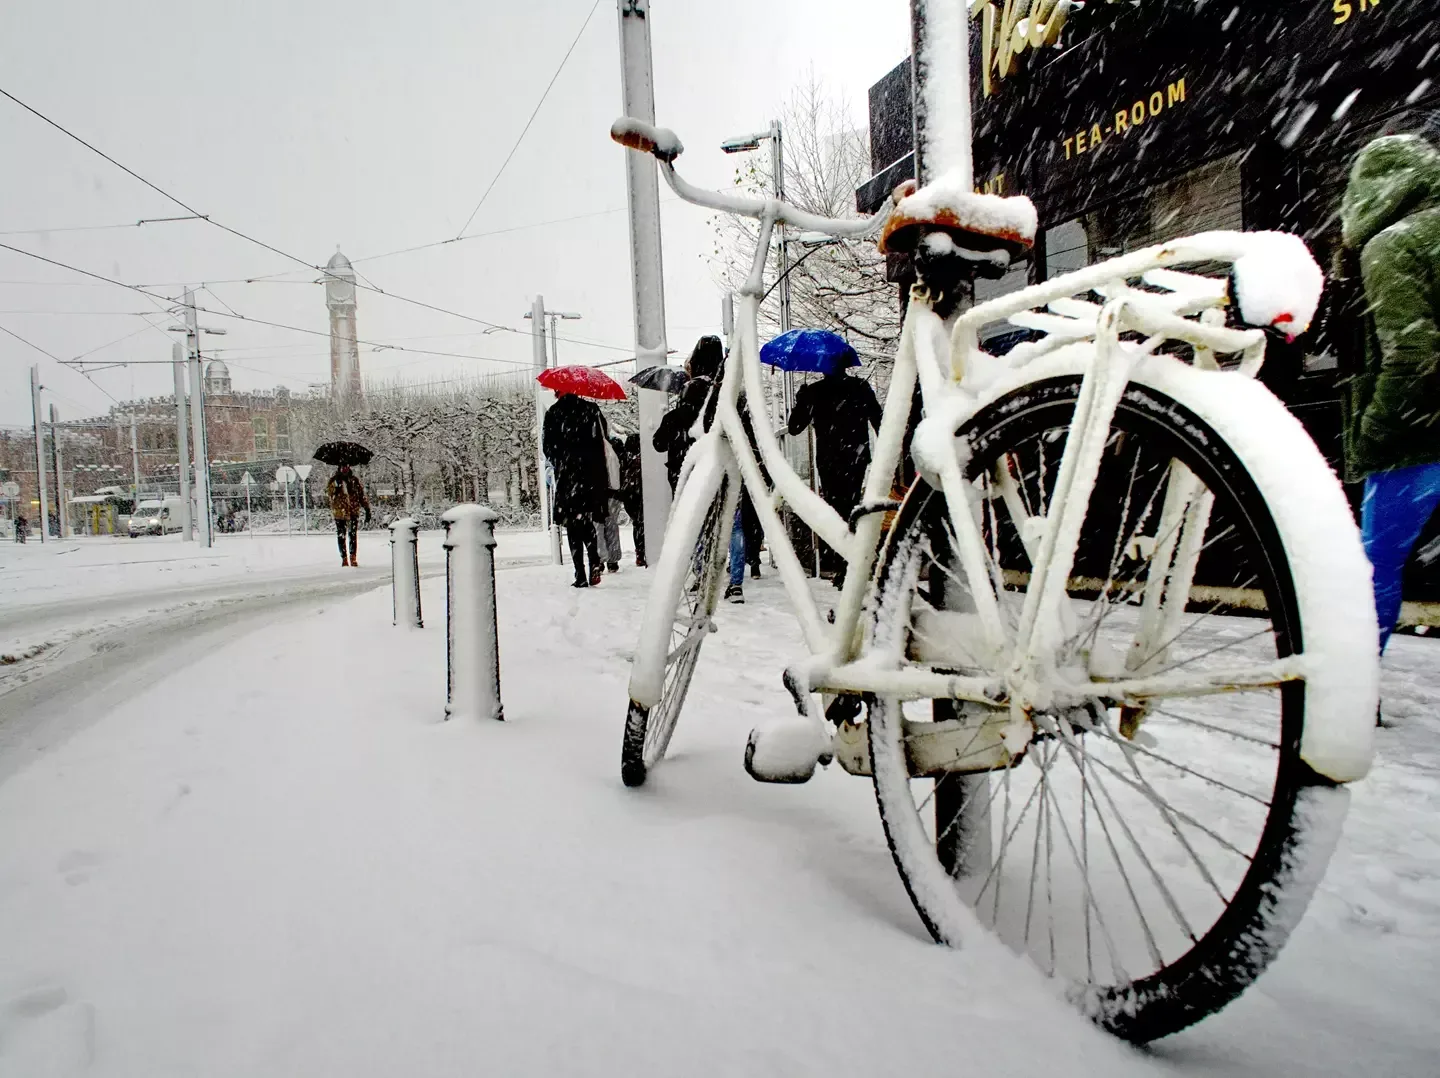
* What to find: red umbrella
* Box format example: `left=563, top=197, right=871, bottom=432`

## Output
left=537, top=364, right=627, bottom=401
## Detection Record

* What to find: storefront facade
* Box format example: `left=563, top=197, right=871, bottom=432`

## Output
left=860, top=0, right=1440, bottom=605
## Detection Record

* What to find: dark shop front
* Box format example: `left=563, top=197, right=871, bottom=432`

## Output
left=859, top=0, right=1440, bottom=611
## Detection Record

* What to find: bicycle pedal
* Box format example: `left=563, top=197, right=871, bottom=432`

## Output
left=743, top=724, right=823, bottom=784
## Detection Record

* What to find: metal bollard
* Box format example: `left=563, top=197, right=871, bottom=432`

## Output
left=390, top=516, right=422, bottom=628
left=441, top=504, right=504, bottom=722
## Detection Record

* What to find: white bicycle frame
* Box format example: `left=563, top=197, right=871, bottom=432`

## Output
left=628, top=152, right=1308, bottom=738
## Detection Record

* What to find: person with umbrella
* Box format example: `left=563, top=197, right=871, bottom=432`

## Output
left=539, top=367, right=625, bottom=588
left=771, top=330, right=881, bottom=588
left=315, top=441, right=373, bottom=567
left=326, top=464, right=371, bottom=567
left=653, top=336, right=724, bottom=492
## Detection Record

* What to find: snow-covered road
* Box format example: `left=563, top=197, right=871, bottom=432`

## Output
left=0, top=539, right=1437, bottom=1076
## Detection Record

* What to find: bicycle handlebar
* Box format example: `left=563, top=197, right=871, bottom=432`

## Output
left=611, top=116, right=885, bottom=241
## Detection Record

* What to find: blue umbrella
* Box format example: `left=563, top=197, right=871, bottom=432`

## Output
left=760, top=329, right=858, bottom=374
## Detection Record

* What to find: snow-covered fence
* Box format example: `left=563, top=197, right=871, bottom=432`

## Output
left=390, top=516, right=422, bottom=628
left=441, top=504, right=504, bottom=722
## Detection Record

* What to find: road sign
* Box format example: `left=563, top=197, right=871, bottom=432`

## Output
left=294, top=464, right=313, bottom=481
left=239, top=471, right=255, bottom=488
left=1, top=481, right=18, bottom=497
left=275, top=466, right=298, bottom=485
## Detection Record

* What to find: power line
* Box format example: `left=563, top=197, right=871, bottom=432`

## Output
left=0, top=241, right=540, bottom=370
left=0, top=86, right=636, bottom=355
left=0, top=214, right=206, bottom=237
left=0, top=320, right=63, bottom=361
left=453, top=0, right=603, bottom=238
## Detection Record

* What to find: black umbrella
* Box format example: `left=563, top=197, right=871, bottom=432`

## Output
left=313, top=440, right=373, bottom=466
left=630, top=365, right=690, bottom=394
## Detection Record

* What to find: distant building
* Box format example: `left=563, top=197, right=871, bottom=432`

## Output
left=325, top=248, right=362, bottom=405
left=204, top=357, right=232, bottom=395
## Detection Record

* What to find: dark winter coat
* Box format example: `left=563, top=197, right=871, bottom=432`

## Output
left=1340, top=134, right=1440, bottom=481
left=326, top=470, right=370, bottom=521
left=616, top=434, right=642, bottom=495
left=653, top=376, right=713, bottom=491
left=787, top=371, right=883, bottom=487
left=543, top=393, right=610, bottom=525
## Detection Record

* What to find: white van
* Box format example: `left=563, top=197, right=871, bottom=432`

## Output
left=129, top=497, right=186, bottom=537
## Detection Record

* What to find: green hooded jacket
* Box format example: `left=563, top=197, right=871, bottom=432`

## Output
left=1340, top=134, right=1440, bottom=481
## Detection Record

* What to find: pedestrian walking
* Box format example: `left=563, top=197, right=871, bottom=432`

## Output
left=654, top=336, right=724, bottom=491
left=326, top=464, right=370, bottom=567
left=787, top=363, right=882, bottom=587
left=617, top=432, right=646, bottom=567
left=13, top=514, right=27, bottom=543
left=543, top=389, right=609, bottom=588
left=596, top=414, right=624, bottom=573
left=1339, top=123, right=1440, bottom=667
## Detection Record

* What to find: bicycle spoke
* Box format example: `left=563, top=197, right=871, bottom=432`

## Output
left=1149, top=706, right=1280, bottom=749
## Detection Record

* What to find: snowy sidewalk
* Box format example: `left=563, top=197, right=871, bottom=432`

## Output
left=0, top=560, right=1438, bottom=1075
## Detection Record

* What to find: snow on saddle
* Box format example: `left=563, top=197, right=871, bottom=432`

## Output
left=878, top=170, right=1038, bottom=260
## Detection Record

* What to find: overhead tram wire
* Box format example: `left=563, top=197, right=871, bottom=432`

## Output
left=452, top=0, right=604, bottom=238
left=0, top=215, right=206, bottom=237
left=0, top=242, right=539, bottom=371
left=0, top=87, right=505, bottom=336
left=0, top=85, right=632, bottom=355
left=0, top=318, right=122, bottom=404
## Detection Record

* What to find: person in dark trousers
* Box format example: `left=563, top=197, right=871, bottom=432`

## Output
left=326, top=464, right=371, bottom=567
left=653, top=335, right=725, bottom=492
left=543, top=389, right=609, bottom=587
left=13, top=514, right=27, bottom=543
left=787, top=361, right=882, bottom=587
left=616, top=432, right=646, bottom=566
left=1339, top=123, right=1440, bottom=669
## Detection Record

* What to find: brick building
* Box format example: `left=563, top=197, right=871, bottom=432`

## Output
left=0, top=373, right=321, bottom=529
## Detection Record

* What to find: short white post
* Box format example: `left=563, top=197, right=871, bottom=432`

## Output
left=390, top=516, right=422, bottom=628
left=442, top=504, right=504, bottom=722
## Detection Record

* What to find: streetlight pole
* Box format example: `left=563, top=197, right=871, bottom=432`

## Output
left=528, top=296, right=563, bottom=565
left=130, top=414, right=140, bottom=509
left=49, top=403, right=67, bottom=537
left=616, top=0, right=673, bottom=566
left=722, top=119, right=819, bottom=572
left=172, top=340, right=193, bottom=540
left=30, top=366, right=48, bottom=543
left=177, top=288, right=227, bottom=548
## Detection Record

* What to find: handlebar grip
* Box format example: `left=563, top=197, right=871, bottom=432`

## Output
left=610, top=118, right=684, bottom=162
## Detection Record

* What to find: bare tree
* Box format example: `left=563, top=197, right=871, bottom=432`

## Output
left=710, top=75, right=900, bottom=385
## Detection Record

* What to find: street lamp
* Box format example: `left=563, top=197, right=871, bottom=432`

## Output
left=522, top=308, right=582, bottom=367
left=724, top=118, right=825, bottom=574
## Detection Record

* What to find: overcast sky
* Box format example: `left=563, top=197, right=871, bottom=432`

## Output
left=0, top=0, right=911, bottom=426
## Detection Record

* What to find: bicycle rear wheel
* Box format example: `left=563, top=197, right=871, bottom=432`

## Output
left=621, top=475, right=732, bottom=787
left=869, top=375, right=1353, bottom=1042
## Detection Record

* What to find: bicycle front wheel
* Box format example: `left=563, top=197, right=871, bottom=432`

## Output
left=869, top=374, right=1357, bottom=1042
left=621, top=474, right=733, bottom=788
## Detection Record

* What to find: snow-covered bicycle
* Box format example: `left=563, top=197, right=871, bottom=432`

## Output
left=610, top=5, right=1377, bottom=1043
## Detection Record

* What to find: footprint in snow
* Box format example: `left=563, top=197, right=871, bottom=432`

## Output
left=1, top=986, right=96, bottom=1071
left=56, top=850, right=102, bottom=886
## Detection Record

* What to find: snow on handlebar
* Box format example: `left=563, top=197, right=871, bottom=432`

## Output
left=610, top=118, right=684, bottom=162
left=610, top=116, right=884, bottom=241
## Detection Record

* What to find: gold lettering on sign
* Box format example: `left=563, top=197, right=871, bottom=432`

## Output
left=1334, top=0, right=1382, bottom=25
left=1062, top=78, right=1190, bottom=160
left=976, top=0, right=1075, bottom=97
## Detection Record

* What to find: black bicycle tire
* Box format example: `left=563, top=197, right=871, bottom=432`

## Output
left=868, top=376, right=1338, bottom=1043
left=621, top=477, right=731, bottom=788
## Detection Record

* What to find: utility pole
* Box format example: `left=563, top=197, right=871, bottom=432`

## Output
left=616, top=0, right=672, bottom=564
left=49, top=403, right=67, bottom=537
left=172, top=340, right=193, bottom=540
left=180, top=288, right=226, bottom=548
left=530, top=295, right=562, bottom=564
left=130, top=415, right=140, bottom=506
left=29, top=365, right=48, bottom=543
